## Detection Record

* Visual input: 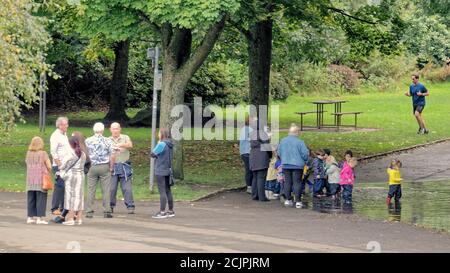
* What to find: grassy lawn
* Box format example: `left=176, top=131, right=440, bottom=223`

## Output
left=1, top=79, right=449, bottom=200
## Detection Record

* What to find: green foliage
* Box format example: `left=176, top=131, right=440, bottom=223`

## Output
left=126, top=40, right=153, bottom=108
left=356, top=51, right=415, bottom=91
left=0, top=0, right=54, bottom=131
left=269, top=71, right=290, bottom=101
left=144, top=0, right=240, bottom=28
left=186, top=60, right=247, bottom=106
left=402, top=10, right=450, bottom=66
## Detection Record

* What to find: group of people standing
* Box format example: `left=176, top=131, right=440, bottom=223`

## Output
left=240, top=120, right=358, bottom=209
left=25, top=117, right=175, bottom=226
left=25, top=116, right=176, bottom=225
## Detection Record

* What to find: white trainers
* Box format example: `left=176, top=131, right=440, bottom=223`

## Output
left=246, top=186, right=252, bottom=194
left=75, top=220, right=83, bottom=225
left=295, top=202, right=303, bottom=209
left=36, top=219, right=48, bottom=225
left=26, top=217, right=35, bottom=224
left=284, top=200, right=293, bottom=207
left=62, top=220, right=75, bottom=226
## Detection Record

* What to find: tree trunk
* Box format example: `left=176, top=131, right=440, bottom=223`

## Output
left=159, top=17, right=228, bottom=180
left=248, top=19, right=273, bottom=123
left=105, top=39, right=130, bottom=122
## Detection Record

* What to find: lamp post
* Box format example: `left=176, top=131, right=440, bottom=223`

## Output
left=38, top=73, right=46, bottom=133
left=147, top=46, right=162, bottom=192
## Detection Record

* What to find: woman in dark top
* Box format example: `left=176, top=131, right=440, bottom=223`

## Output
left=151, top=128, right=175, bottom=219
left=249, top=125, right=272, bottom=202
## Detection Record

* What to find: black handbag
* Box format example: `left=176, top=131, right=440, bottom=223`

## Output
left=168, top=146, right=174, bottom=186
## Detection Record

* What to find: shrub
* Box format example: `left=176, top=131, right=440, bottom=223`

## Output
left=422, top=65, right=450, bottom=83
left=270, top=71, right=291, bottom=100
left=327, top=64, right=361, bottom=93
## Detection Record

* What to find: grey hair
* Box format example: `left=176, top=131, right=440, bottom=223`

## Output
left=55, top=117, right=68, bottom=128
left=93, top=122, right=105, bottom=133
left=288, top=123, right=300, bottom=136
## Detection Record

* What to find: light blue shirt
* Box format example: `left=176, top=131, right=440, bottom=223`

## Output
left=277, top=135, right=309, bottom=169
left=239, top=126, right=253, bottom=155
left=86, top=134, right=113, bottom=165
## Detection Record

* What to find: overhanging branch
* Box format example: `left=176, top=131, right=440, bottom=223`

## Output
left=327, top=7, right=378, bottom=25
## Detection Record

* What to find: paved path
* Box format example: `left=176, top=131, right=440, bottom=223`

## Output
left=356, top=140, right=450, bottom=183
left=1, top=191, right=450, bottom=253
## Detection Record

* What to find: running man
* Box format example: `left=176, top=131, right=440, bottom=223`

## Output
left=405, top=73, right=429, bottom=134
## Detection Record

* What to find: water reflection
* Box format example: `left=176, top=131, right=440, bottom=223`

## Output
left=302, top=181, right=450, bottom=232
left=388, top=202, right=401, bottom=222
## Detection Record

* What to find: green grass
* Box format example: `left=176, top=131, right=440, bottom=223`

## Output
left=1, top=79, right=449, bottom=200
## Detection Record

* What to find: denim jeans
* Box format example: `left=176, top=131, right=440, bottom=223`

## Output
left=388, top=184, right=402, bottom=201
left=342, top=184, right=353, bottom=203
left=51, top=166, right=65, bottom=212
left=327, top=183, right=341, bottom=196
left=313, top=178, right=326, bottom=196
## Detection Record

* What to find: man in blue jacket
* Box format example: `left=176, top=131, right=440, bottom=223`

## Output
left=277, top=124, right=309, bottom=208
left=405, top=73, right=429, bottom=134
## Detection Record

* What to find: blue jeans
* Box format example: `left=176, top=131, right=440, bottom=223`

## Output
left=51, top=166, right=65, bottom=212
left=110, top=174, right=135, bottom=209
left=273, top=181, right=281, bottom=194
left=327, top=183, right=341, bottom=196
left=342, top=185, right=353, bottom=203
left=313, top=178, right=326, bottom=196
left=388, top=184, right=402, bottom=201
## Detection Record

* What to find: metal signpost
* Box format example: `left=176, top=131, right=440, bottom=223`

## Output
left=38, top=73, right=46, bottom=133
left=147, top=46, right=162, bottom=192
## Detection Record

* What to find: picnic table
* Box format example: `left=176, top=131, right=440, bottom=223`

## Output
left=311, top=100, right=347, bottom=129
left=295, top=99, right=363, bottom=131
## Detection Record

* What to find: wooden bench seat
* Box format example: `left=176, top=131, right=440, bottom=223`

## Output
left=295, top=111, right=326, bottom=130
left=330, top=112, right=363, bottom=130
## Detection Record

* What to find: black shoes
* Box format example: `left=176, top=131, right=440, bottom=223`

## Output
left=104, top=212, right=113, bottom=218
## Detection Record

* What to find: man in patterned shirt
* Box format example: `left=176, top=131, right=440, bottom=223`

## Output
left=85, top=122, right=115, bottom=218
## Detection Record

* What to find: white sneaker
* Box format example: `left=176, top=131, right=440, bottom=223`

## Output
left=36, top=219, right=48, bottom=225
left=62, top=220, right=75, bottom=226
left=273, top=194, right=280, bottom=200
left=295, top=202, right=303, bottom=209
left=75, top=220, right=83, bottom=225
left=284, top=200, right=293, bottom=207
left=26, top=217, right=35, bottom=224
left=246, top=186, right=252, bottom=194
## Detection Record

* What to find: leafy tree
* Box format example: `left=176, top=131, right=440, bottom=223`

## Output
left=66, top=0, right=240, bottom=179
left=0, top=0, right=54, bottom=131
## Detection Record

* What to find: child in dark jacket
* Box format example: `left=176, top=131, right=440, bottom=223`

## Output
left=312, top=149, right=327, bottom=197
left=274, top=157, right=283, bottom=199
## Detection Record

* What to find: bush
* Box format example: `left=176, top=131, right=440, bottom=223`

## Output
left=355, top=52, right=415, bottom=91
left=327, top=64, right=360, bottom=93
left=270, top=71, right=290, bottom=100
left=186, top=60, right=247, bottom=106
left=422, top=65, right=450, bottom=83
left=281, top=62, right=361, bottom=96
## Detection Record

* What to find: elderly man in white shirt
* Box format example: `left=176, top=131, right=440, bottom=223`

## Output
left=49, top=116, right=71, bottom=216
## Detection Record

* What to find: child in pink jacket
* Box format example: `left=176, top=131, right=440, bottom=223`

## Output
left=340, top=158, right=357, bottom=204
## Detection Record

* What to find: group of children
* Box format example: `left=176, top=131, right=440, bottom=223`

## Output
left=264, top=148, right=403, bottom=207
left=264, top=149, right=358, bottom=206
